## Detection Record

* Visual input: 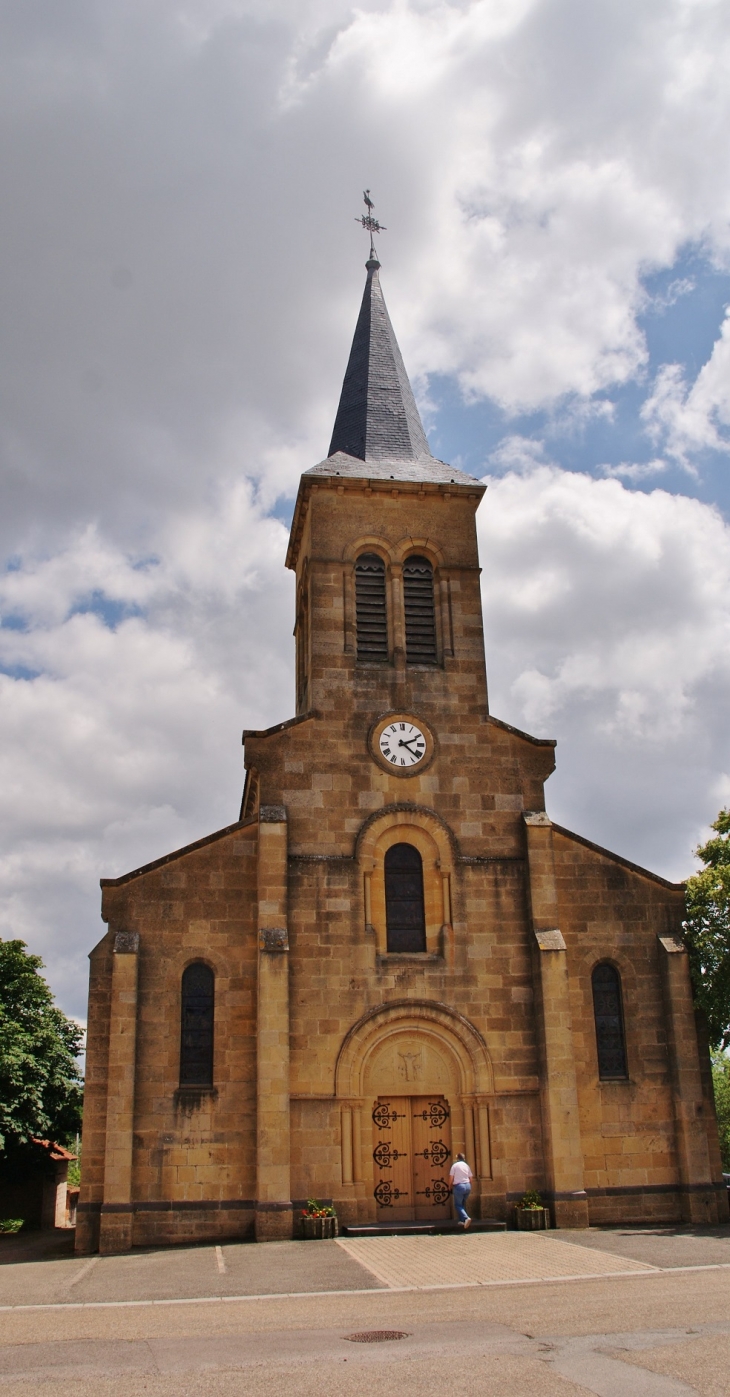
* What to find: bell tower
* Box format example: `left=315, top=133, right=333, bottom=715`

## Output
left=285, top=253, right=488, bottom=735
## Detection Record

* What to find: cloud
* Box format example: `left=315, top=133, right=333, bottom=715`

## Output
left=641, top=310, right=730, bottom=467
left=486, top=435, right=551, bottom=474
left=0, top=482, right=293, bottom=1016
left=479, top=465, right=730, bottom=878
left=2, top=0, right=730, bottom=555
left=600, top=458, right=668, bottom=482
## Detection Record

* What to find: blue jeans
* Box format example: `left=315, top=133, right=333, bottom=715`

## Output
left=452, top=1182, right=471, bottom=1223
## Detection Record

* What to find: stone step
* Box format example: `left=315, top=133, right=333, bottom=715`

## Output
left=342, top=1219, right=507, bottom=1237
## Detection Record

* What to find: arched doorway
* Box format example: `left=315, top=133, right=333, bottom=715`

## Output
left=336, top=1002, right=493, bottom=1223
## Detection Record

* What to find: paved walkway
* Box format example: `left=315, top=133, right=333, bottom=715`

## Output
left=2, top=1225, right=730, bottom=1310
left=0, top=1238, right=382, bottom=1309
left=337, top=1231, right=657, bottom=1288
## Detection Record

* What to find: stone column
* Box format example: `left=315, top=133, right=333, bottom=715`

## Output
left=256, top=805, right=293, bottom=1241
left=439, top=573, right=454, bottom=657
left=658, top=934, right=726, bottom=1224
left=390, top=563, right=405, bottom=671
left=98, top=931, right=139, bottom=1255
left=341, top=1105, right=353, bottom=1185
left=440, top=871, right=454, bottom=967
left=352, top=1103, right=364, bottom=1184
left=524, top=813, right=588, bottom=1228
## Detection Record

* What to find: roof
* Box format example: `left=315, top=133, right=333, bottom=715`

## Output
left=32, top=1139, right=77, bottom=1162
left=321, top=257, right=481, bottom=487
left=306, top=449, right=479, bottom=488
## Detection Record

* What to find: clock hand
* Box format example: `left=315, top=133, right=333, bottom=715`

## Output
left=398, top=737, right=424, bottom=752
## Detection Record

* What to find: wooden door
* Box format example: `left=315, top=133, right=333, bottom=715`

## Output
left=411, top=1097, right=452, bottom=1220
left=372, top=1096, right=412, bottom=1220
left=372, top=1095, right=451, bottom=1221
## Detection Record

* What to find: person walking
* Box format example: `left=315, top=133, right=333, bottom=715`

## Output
left=449, top=1152, right=473, bottom=1229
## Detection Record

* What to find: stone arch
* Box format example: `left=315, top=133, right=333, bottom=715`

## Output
left=356, top=803, right=457, bottom=873
left=335, top=999, right=493, bottom=1099
left=342, top=534, right=395, bottom=564
left=392, top=536, right=445, bottom=568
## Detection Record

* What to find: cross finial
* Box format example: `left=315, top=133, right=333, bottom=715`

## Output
left=356, top=188, right=386, bottom=262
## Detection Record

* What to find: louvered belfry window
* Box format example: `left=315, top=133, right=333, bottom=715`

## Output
left=355, top=552, right=388, bottom=662
left=385, top=843, right=427, bottom=953
left=179, top=962, right=214, bottom=1086
left=591, top=962, right=628, bottom=1079
left=403, top=555, right=437, bottom=664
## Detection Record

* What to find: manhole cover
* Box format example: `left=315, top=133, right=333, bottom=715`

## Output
left=344, top=1330, right=410, bottom=1343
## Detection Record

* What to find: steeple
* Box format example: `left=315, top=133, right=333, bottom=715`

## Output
left=328, top=256, right=432, bottom=465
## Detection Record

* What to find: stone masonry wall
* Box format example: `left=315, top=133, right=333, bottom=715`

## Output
left=82, top=821, right=259, bottom=1249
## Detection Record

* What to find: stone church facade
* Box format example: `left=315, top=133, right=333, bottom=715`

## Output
left=77, top=254, right=728, bottom=1255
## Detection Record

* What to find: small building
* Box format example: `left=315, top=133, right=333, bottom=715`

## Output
left=77, top=252, right=728, bottom=1255
left=0, top=1139, right=76, bottom=1230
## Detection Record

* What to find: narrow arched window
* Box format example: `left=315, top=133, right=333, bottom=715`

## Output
left=180, top=962, right=214, bottom=1086
left=592, top=963, right=628, bottom=1080
left=403, top=555, right=437, bottom=664
left=355, top=553, right=388, bottom=662
left=385, top=843, right=426, bottom=953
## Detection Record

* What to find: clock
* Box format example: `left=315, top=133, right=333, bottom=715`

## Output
left=369, top=713, right=435, bottom=776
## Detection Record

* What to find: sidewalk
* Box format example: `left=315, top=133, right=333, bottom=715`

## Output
left=1, top=1224, right=729, bottom=1310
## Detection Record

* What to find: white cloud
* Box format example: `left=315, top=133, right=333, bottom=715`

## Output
left=641, top=310, right=730, bottom=467
left=0, top=483, right=293, bottom=1016
left=601, top=459, right=668, bottom=482
left=2, top=0, right=730, bottom=553
left=479, top=466, right=730, bottom=878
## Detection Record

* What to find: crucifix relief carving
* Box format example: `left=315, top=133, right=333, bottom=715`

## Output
left=397, top=1048, right=422, bottom=1082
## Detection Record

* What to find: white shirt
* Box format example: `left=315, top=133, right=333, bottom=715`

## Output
left=449, top=1160, right=473, bottom=1186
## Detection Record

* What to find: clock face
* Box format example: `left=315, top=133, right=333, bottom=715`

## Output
left=378, top=720, right=427, bottom=769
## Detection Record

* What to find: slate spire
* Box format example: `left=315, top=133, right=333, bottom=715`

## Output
left=328, top=257, right=432, bottom=463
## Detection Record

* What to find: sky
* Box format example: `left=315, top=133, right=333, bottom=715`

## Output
left=1, top=0, right=729, bottom=1025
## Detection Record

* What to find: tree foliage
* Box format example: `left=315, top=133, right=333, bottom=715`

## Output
left=683, top=808, right=730, bottom=1051
left=0, top=938, right=83, bottom=1153
left=712, top=1053, right=730, bottom=1172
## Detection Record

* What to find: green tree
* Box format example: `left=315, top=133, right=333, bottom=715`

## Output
left=712, top=1053, right=730, bottom=1172
left=683, top=809, right=730, bottom=1051
left=0, top=938, right=83, bottom=1153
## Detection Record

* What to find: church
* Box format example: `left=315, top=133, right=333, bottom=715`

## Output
left=77, top=248, right=728, bottom=1255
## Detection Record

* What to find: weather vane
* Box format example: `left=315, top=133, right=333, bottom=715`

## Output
left=356, top=189, right=386, bottom=260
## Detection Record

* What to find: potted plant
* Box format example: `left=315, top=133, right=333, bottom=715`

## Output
left=301, top=1199, right=338, bottom=1239
left=515, top=1190, right=549, bottom=1230
left=0, top=1220, right=24, bottom=1237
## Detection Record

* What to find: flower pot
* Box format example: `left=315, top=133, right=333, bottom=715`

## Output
left=302, top=1215, right=338, bottom=1239
left=516, top=1207, right=548, bottom=1231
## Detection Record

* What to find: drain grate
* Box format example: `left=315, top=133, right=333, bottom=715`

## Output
left=344, top=1330, right=410, bottom=1343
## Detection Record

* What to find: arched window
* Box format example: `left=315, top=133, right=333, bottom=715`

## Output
left=179, top=962, right=214, bottom=1086
left=591, top=962, right=628, bottom=1080
left=355, top=553, right=388, bottom=662
left=385, top=843, right=426, bottom=953
left=403, top=555, right=437, bottom=665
